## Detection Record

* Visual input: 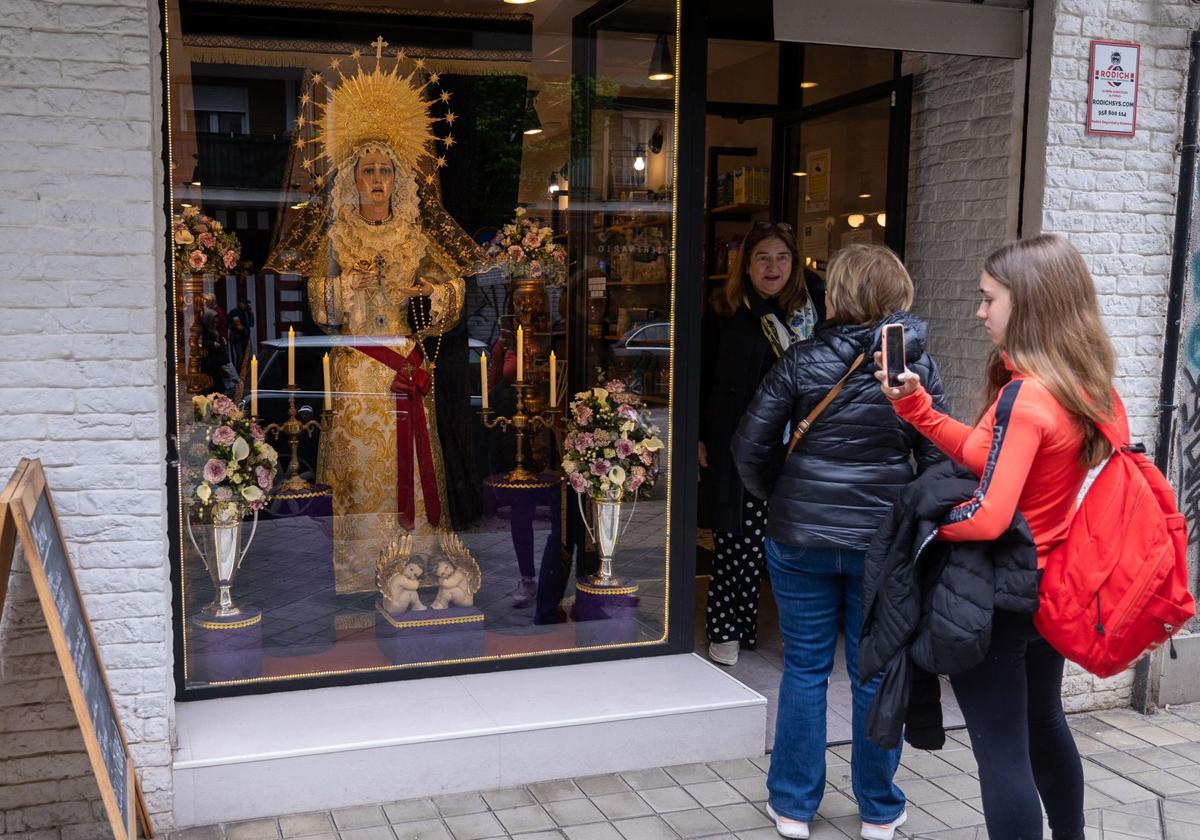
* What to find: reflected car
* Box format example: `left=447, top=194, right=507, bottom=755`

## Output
left=609, top=322, right=670, bottom=358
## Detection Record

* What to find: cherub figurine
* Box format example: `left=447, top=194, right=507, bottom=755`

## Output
left=376, top=533, right=429, bottom=614
left=383, top=561, right=427, bottom=614
left=430, top=532, right=481, bottom=610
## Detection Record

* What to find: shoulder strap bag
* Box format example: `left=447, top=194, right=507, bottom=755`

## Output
left=785, top=353, right=866, bottom=457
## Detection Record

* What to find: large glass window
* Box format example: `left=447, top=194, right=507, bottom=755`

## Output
left=165, top=0, right=679, bottom=693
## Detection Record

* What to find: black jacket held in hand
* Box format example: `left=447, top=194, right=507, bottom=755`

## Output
left=859, top=460, right=1040, bottom=751
left=730, top=311, right=946, bottom=550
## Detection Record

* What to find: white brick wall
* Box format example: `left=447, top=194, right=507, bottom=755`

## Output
left=903, top=52, right=1023, bottom=419
left=1043, top=0, right=1200, bottom=447
left=1040, top=0, right=1200, bottom=710
left=0, top=0, right=173, bottom=834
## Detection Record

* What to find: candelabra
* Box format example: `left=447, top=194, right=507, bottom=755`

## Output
left=261, top=386, right=324, bottom=491
left=479, top=382, right=561, bottom=483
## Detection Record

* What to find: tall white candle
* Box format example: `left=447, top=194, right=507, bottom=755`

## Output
left=322, top=352, right=331, bottom=410
left=287, top=326, right=296, bottom=386
left=480, top=352, right=489, bottom=410
left=250, top=355, right=258, bottom=417
left=549, top=350, right=557, bottom=407
left=516, top=325, right=524, bottom=383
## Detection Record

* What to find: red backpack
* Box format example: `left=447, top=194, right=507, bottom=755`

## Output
left=1035, top=395, right=1196, bottom=678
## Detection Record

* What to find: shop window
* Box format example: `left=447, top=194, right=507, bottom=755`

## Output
left=164, top=0, right=681, bottom=695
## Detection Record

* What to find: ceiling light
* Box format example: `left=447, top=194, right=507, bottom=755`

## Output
left=858, top=192, right=872, bottom=199
left=847, top=213, right=865, bottom=229
left=190, top=180, right=202, bottom=186
left=876, top=213, right=887, bottom=228
left=648, top=35, right=674, bottom=81
left=179, top=202, right=193, bottom=208
left=633, top=145, right=646, bottom=172
left=503, top=0, right=536, bottom=5
left=800, top=81, right=819, bottom=89
left=791, top=170, right=807, bottom=177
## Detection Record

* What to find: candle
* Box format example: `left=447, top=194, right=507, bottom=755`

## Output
left=480, top=351, right=489, bottom=410
left=250, top=355, right=258, bottom=417
left=287, top=326, right=295, bottom=386
left=516, top=325, right=524, bottom=383
left=322, top=352, right=332, bottom=410
left=549, top=350, right=557, bottom=407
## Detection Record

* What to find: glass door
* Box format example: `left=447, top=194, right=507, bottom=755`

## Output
left=782, top=80, right=912, bottom=270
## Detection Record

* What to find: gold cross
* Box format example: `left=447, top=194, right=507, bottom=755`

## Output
left=372, top=36, right=388, bottom=62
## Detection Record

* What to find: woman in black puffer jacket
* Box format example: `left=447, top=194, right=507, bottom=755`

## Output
left=732, top=244, right=946, bottom=840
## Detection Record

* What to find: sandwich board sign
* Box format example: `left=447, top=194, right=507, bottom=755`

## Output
left=0, top=459, right=152, bottom=839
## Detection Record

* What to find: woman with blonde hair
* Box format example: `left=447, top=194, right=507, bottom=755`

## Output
left=733, top=243, right=945, bottom=839
left=699, top=222, right=825, bottom=666
left=877, top=234, right=1114, bottom=840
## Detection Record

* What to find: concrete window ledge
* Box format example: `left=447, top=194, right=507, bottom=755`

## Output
left=172, top=653, right=766, bottom=826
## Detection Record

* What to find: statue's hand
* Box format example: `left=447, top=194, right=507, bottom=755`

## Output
left=403, top=277, right=436, bottom=298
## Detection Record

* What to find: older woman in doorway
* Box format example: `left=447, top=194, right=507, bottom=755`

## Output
left=699, top=222, right=825, bottom=667
left=733, top=244, right=946, bottom=840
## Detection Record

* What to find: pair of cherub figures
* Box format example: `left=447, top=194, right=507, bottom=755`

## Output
left=377, top=532, right=482, bottom=614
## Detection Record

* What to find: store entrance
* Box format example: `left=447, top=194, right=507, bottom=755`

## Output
left=694, top=40, right=961, bottom=748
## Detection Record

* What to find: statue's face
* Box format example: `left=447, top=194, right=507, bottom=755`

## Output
left=355, top=149, right=395, bottom=218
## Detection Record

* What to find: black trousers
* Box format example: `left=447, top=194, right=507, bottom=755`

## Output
left=706, top=494, right=767, bottom=646
left=950, top=610, right=1085, bottom=840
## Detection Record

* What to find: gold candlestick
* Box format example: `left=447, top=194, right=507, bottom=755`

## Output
left=261, top=385, right=323, bottom=491
left=480, top=382, right=562, bottom=483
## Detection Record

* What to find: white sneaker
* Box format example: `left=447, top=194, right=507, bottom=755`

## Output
left=860, top=809, right=907, bottom=840
left=708, top=640, right=739, bottom=666
left=765, top=803, right=810, bottom=839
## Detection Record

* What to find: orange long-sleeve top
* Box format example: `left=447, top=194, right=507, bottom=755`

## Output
left=891, top=374, right=1092, bottom=566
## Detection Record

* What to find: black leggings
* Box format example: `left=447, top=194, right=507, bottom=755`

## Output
left=950, top=611, right=1085, bottom=840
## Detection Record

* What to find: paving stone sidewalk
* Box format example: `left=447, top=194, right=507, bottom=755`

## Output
left=169, top=702, right=1200, bottom=840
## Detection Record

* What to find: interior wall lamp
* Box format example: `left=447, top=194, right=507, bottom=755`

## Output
left=648, top=34, right=673, bottom=81
left=523, top=91, right=543, bottom=136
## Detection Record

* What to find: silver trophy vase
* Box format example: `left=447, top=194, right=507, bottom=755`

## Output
left=188, top=505, right=258, bottom=618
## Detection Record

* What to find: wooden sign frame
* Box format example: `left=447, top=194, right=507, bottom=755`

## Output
left=0, top=459, right=153, bottom=839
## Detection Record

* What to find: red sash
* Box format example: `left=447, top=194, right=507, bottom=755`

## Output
left=352, top=342, right=441, bottom=530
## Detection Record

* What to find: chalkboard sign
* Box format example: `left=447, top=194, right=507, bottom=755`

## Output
left=0, top=459, right=151, bottom=840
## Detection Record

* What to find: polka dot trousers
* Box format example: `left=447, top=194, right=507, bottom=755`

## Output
left=706, top=494, right=767, bottom=646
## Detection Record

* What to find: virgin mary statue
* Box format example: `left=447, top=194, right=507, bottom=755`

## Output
left=267, top=42, right=488, bottom=594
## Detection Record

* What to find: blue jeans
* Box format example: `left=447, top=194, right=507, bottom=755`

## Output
left=765, top=539, right=906, bottom=824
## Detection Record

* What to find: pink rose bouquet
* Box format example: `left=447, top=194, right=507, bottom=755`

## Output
left=173, top=205, right=242, bottom=278
left=561, top=377, right=663, bottom=501
left=487, top=206, right=567, bottom=287
left=189, top=393, right=279, bottom=520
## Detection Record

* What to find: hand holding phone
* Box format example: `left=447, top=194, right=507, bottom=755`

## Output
left=881, top=323, right=906, bottom=388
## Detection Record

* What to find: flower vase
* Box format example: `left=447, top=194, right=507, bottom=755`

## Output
left=178, top=272, right=213, bottom=394
left=188, top=503, right=259, bottom=618
left=578, top=490, right=632, bottom=588
left=510, top=271, right=552, bottom=460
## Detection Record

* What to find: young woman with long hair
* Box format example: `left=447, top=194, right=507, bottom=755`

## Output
left=699, top=222, right=825, bottom=666
left=877, top=233, right=1116, bottom=840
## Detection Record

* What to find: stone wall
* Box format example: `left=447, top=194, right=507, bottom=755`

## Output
left=903, top=51, right=1024, bottom=420
left=0, top=0, right=173, bottom=834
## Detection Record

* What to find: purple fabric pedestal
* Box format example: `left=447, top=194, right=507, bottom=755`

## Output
left=571, top=581, right=640, bottom=646
left=188, top=608, right=264, bottom=683
left=374, top=600, right=485, bottom=665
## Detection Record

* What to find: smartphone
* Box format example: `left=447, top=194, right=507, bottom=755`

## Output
left=882, top=323, right=906, bottom=388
